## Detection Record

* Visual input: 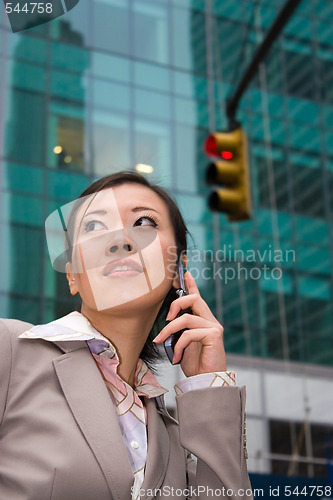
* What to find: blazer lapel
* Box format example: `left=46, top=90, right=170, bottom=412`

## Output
left=141, top=397, right=170, bottom=497
left=52, top=340, right=134, bottom=500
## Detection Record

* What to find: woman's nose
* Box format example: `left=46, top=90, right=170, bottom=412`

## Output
left=109, top=243, right=133, bottom=253
left=106, top=229, right=135, bottom=257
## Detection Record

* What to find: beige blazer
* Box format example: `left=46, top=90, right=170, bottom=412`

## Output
left=0, top=318, right=252, bottom=500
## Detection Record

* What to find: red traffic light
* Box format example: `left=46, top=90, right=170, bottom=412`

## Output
left=204, top=129, right=251, bottom=221
left=221, top=151, right=233, bottom=160
left=204, top=135, right=218, bottom=157
left=204, top=133, right=236, bottom=160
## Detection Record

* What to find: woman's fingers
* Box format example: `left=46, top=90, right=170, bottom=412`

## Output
left=155, top=270, right=226, bottom=375
left=166, top=294, right=216, bottom=324
left=172, top=327, right=225, bottom=368
left=183, top=271, right=200, bottom=295
left=167, top=271, right=215, bottom=321
left=153, top=313, right=219, bottom=344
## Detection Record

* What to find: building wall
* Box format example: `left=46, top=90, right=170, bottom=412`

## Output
left=0, top=0, right=332, bottom=481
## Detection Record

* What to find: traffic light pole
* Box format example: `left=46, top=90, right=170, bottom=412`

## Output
left=226, top=0, right=303, bottom=128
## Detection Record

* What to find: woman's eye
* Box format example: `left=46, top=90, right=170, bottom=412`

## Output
left=134, top=216, right=157, bottom=227
left=83, top=220, right=106, bottom=232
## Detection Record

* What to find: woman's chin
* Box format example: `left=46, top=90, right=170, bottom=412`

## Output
left=81, top=280, right=172, bottom=315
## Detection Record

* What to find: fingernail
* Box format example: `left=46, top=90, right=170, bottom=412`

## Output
left=166, top=311, right=172, bottom=321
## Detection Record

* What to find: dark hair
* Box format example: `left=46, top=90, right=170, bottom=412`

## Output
left=67, top=171, right=189, bottom=370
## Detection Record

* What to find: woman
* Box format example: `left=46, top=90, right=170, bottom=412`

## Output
left=0, top=171, right=252, bottom=500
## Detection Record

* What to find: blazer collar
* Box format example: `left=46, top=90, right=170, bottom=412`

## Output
left=52, top=340, right=172, bottom=499
left=22, top=313, right=172, bottom=497
left=52, top=343, right=134, bottom=500
left=141, top=397, right=170, bottom=496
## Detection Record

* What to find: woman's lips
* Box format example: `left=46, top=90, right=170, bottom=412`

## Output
left=102, top=258, right=144, bottom=278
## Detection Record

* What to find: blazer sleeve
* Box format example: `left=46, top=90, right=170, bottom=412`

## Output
left=176, top=385, right=252, bottom=500
left=0, top=319, right=32, bottom=424
left=0, top=321, right=13, bottom=424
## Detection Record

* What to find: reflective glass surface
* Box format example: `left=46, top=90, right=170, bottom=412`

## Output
left=0, top=0, right=332, bottom=370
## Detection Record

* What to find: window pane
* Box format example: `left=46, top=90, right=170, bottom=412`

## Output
left=133, top=2, right=169, bottom=65
left=92, top=110, right=131, bottom=175
left=93, top=0, right=130, bottom=55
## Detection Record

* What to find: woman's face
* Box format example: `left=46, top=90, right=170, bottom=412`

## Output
left=66, top=183, right=178, bottom=312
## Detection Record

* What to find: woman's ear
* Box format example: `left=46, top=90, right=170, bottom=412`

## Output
left=172, top=274, right=180, bottom=290
left=66, top=262, right=78, bottom=295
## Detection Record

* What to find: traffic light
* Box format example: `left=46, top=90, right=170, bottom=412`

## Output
left=204, top=128, right=251, bottom=221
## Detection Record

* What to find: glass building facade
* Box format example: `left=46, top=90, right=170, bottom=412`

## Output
left=0, top=0, right=332, bottom=486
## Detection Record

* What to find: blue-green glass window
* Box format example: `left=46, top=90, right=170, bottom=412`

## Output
left=7, top=34, right=47, bottom=65
left=284, top=47, right=316, bottom=100
left=135, top=88, right=171, bottom=122
left=257, top=209, right=292, bottom=239
left=93, top=80, right=131, bottom=112
left=51, top=69, right=87, bottom=102
left=258, top=4, right=278, bottom=29
left=174, top=125, right=199, bottom=193
left=133, top=2, right=169, bottom=65
left=294, top=215, right=329, bottom=244
left=47, top=170, right=88, bottom=201
left=288, top=123, right=321, bottom=153
left=292, top=163, right=326, bottom=218
left=325, top=130, right=333, bottom=156
left=93, top=0, right=130, bottom=55
left=134, top=118, right=171, bottom=187
left=0, top=223, right=11, bottom=292
left=175, top=192, right=207, bottom=224
left=3, top=163, right=43, bottom=195
left=316, top=19, right=333, bottom=47
left=2, top=193, right=43, bottom=226
left=297, top=245, right=331, bottom=275
left=92, top=52, right=130, bottom=83
left=172, top=0, right=205, bottom=10
left=47, top=101, right=85, bottom=171
left=284, top=15, right=312, bottom=41
left=213, top=0, right=244, bottom=22
left=50, top=1, right=90, bottom=46
left=215, top=17, right=243, bottom=81
left=8, top=60, right=45, bottom=93
left=4, top=88, right=45, bottom=165
left=249, top=90, right=285, bottom=119
left=250, top=115, right=286, bottom=146
left=7, top=224, right=44, bottom=296
left=8, top=297, right=42, bottom=324
left=134, top=61, right=170, bottom=93
left=256, top=156, right=290, bottom=212
left=287, top=97, right=320, bottom=126
left=300, top=276, right=332, bottom=364
left=174, top=97, right=209, bottom=128
left=172, top=7, right=207, bottom=75
left=92, top=110, right=131, bottom=175
left=314, top=0, right=333, bottom=21
left=51, top=42, right=89, bottom=72
left=258, top=239, right=296, bottom=270
left=298, top=275, right=331, bottom=301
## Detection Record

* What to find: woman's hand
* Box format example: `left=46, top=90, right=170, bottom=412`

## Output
left=153, top=271, right=226, bottom=377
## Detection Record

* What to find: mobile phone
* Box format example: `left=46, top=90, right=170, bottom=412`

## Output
left=163, top=260, right=192, bottom=364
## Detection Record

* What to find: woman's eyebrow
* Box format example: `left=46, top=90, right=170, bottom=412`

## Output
left=83, top=209, right=107, bottom=218
left=131, top=206, right=160, bottom=214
